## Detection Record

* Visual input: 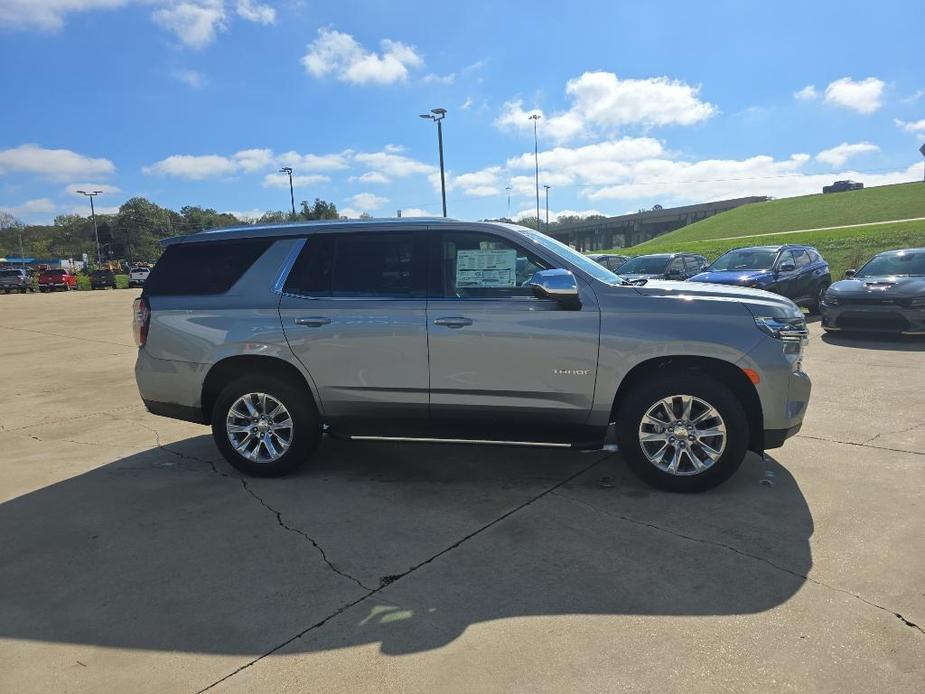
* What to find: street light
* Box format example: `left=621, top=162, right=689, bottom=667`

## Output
left=419, top=107, right=448, bottom=217
left=279, top=167, right=296, bottom=217
left=505, top=185, right=512, bottom=220
left=543, top=184, right=551, bottom=233
left=75, top=190, right=103, bottom=265
left=529, top=113, right=541, bottom=231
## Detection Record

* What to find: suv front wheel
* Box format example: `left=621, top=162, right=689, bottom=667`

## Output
left=615, top=372, right=749, bottom=492
left=211, top=375, right=321, bottom=477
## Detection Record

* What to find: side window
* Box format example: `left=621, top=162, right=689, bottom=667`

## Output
left=683, top=256, right=702, bottom=275
left=440, top=232, right=550, bottom=298
left=793, top=249, right=811, bottom=268
left=777, top=250, right=796, bottom=269
left=145, top=238, right=272, bottom=296
left=667, top=257, right=685, bottom=275
left=284, top=232, right=426, bottom=298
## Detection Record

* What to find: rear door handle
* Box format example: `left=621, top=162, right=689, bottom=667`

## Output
left=294, top=317, right=332, bottom=327
left=433, top=316, right=473, bottom=328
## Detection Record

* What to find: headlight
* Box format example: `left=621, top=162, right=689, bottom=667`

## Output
left=754, top=315, right=808, bottom=342
left=910, top=297, right=925, bottom=308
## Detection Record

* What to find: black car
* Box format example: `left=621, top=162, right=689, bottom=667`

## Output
left=821, top=248, right=925, bottom=335
left=689, top=244, right=832, bottom=312
left=90, top=269, right=117, bottom=289
left=823, top=180, right=863, bottom=194
left=615, top=253, right=708, bottom=281
left=587, top=253, right=629, bottom=272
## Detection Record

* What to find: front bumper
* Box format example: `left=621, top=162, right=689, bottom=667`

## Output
left=821, top=302, right=925, bottom=335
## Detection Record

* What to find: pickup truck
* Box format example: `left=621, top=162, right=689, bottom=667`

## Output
left=0, top=268, right=37, bottom=293
left=38, top=269, right=77, bottom=292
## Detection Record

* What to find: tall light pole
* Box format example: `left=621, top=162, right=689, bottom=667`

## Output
left=543, top=185, right=551, bottom=233
left=420, top=108, right=448, bottom=217
left=75, top=190, right=103, bottom=265
left=505, top=185, right=512, bottom=220
left=279, top=167, right=295, bottom=217
left=529, top=113, right=541, bottom=230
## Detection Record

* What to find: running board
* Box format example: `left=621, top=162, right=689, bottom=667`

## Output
left=344, top=435, right=579, bottom=449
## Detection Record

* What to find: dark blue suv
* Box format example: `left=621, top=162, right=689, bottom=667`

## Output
left=689, top=244, right=832, bottom=313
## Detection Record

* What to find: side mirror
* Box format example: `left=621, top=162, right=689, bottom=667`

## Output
left=778, top=262, right=796, bottom=273
left=844, top=269, right=856, bottom=279
left=527, top=269, right=581, bottom=309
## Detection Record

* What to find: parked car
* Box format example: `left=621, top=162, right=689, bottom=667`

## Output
left=823, top=180, right=863, bottom=194
left=0, top=268, right=37, bottom=293
left=38, top=268, right=77, bottom=292
left=133, top=219, right=811, bottom=493
left=615, top=253, right=708, bottom=282
left=821, top=248, right=925, bottom=335
left=587, top=253, right=629, bottom=272
left=90, top=269, right=117, bottom=289
left=689, top=245, right=832, bottom=312
left=129, top=266, right=150, bottom=287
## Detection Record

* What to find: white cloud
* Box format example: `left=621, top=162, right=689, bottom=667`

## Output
left=512, top=207, right=606, bottom=223
left=143, top=153, right=237, bottom=179
left=348, top=192, right=389, bottom=209
left=171, top=68, right=207, bottom=88
left=350, top=171, right=391, bottom=184
left=495, top=71, right=716, bottom=142
left=8, top=198, right=57, bottom=215
left=278, top=149, right=351, bottom=171
left=224, top=208, right=264, bottom=221
left=301, top=28, right=423, bottom=85
left=353, top=150, right=434, bottom=177
left=233, top=148, right=274, bottom=171
left=235, top=0, right=274, bottom=24
left=339, top=207, right=364, bottom=219
left=262, top=172, right=329, bottom=188
left=461, top=96, right=474, bottom=110
left=895, top=118, right=925, bottom=138
left=399, top=208, right=435, bottom=217
left=794, top=84, right=818, bottom=101
left=0, top=144, right=115, bottom=180
left=421, top=72, right=455, bottom=86
left=816, top=142, right=879, bottom=167
left=152, top=1, right=227, bottom=50
left=901, top=89, right=924, bottom=104
left=64, top=183, right=121, bottom=195
left=823, top=77, right=886, bottom=114
left=454, top=166, right=503, bottom=197
left=0, top=0, right=127, bottom=31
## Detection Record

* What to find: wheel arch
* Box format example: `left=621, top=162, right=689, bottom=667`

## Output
left=612, top=355, right=765, bottom=453
left=201, top=355, right=317, bottom=424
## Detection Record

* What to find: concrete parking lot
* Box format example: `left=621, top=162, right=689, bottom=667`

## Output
left=0, top=289, right=923, bottom=693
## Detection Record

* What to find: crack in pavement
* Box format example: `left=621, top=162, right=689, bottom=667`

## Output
left=0, top=404, right=145, bottom=434
left=863, top=422, right=925, bottom=446
left=195, top=453, right=614, bottom=693
left=796, top=433, right=923, bottom=457
left=0, top=323, right=137, bottom=349
left=553, top=491, right=925, bottom=638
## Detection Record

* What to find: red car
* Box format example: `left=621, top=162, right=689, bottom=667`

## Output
left=38, top=268, right=78, bottom=292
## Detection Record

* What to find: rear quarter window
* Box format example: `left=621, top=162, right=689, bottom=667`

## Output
left=144, top=238, right=272, bottom=296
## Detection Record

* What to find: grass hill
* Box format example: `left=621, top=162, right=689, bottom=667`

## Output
left=612, top=182, right=925, bottom=278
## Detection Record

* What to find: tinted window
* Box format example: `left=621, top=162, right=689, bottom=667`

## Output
left=793, top=249, right=811, bottom=268
left=667, top=257, right=685, bottom=275
left=777, top=250, right=796, bottom=269
left=709, top=248, right=777, bottom=271
left=285, top=232, right=426, bottom=298
left=617, top=255, right=671, bottom=275
left=683, top=256, right=703, bottom=274
left=439, top=232, right=550, bottom=298
left=144, top=238, right=271, bottom=296
left=0, top=270, right=22, bottom=277
left=857, top=251, right=925, bottom=277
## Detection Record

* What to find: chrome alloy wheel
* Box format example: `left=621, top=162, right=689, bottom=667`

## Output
left=226, top=393, right=293, bottom=463
left=637, top=394, right=727, bottom=476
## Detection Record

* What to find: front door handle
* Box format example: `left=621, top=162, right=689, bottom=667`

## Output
left=294, top=317, right=332, bottom=327
left=433, top=316, right=473, bottom=328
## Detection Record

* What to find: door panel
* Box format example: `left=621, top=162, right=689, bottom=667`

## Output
left=426, top=230, right=601, bottom=424
left=278, top=232, right=429, bottom=418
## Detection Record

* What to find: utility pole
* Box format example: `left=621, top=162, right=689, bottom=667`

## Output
left=419, top=108, right=448, bottom=217
left=543, top=185, right=551, bottom=233
left=75, top=190, right=103, bottom=265
left=279, top=167, right=295, bottom=217
left=505, top=185, right=512, bottom=220
left=529, top=113, right=541, bottom=231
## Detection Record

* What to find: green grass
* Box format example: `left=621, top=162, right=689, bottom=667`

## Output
left=630, top=182, right=925, bottom=248
left=611, top=219, right=925, bottom=280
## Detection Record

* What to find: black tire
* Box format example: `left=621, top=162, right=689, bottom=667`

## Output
left=808, top=281, right=829, bottom=315
left=211, top=374, right=321, bottom=477
left=615, top=370, right=749, bottom=493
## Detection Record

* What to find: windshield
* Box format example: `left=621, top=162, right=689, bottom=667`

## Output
left=617, top=255, right=670, bottom=275
left=709, top=248, right=777, bottom=271
left=0, top=270, right=22, bottom=277
left=857, top=251, right=925, bottom=277
left=45, top=269, right=66, bottom=275
left=517, top=227, right=622, bottom=284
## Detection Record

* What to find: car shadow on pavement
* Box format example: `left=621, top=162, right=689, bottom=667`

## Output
left=821, top=331, right=925, bottom=351
left=0, top=435, right=813, bottom=657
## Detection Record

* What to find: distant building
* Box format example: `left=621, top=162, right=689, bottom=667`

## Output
left=0, top=257, right=84, bottom=271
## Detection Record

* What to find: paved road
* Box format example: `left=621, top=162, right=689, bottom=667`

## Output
left=0, top=290, right=922, bottom=693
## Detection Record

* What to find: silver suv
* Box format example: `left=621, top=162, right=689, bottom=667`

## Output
left=133, top=219, right=811, bottom=492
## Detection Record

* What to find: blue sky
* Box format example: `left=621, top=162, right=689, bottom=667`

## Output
left=1, top=0, right=924, bottom=225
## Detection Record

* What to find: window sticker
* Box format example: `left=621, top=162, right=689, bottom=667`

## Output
left=456, top=249, right=517, bottom=287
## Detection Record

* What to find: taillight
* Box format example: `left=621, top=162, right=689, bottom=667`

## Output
left=133, top=296, right=151, bottom=347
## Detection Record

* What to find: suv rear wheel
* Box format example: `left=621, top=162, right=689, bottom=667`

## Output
left=211, top=375, right=321, bottom=477
left=615, top=372, right=749, bottom=492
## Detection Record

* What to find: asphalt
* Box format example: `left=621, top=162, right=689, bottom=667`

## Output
left=0, top=289, right=922, bottom=693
